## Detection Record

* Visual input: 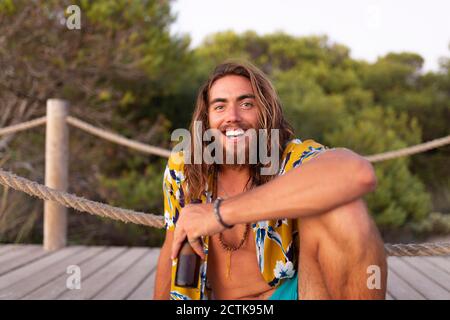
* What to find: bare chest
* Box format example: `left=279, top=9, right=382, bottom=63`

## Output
left=206, top=227, right=275, bottom=300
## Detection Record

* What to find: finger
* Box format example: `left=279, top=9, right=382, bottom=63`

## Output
left=171, top=229, right=186, bottom=259
left=189, top=238, right=206, bottom=260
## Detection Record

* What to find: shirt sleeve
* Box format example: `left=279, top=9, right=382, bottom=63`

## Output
left=291, top=139, right=329, bottom=168
left=281, top=139, right=330, bottom=174
left=162, top=153, right=186, bottom=231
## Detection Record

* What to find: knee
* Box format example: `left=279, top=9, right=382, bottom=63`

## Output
left=319, top=199, right=382, bottom=255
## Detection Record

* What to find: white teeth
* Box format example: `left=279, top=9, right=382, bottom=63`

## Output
left=225, top=128, right=245, bottom=137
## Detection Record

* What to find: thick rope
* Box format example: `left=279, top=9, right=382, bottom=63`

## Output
left=0, top=168, right=164, bottom=228
left=364, top=135, right=450, bottom=162
left=68, top=116, right=450, bottom=162
left=384, top=242, right=450, bottom=257
left=2, top=116, right=449, bottom=162
left=0, top=167, right=449, bottom=256
left=0, top=116, right=47, bottom=136
left=66, top=116, right=171, bottom=158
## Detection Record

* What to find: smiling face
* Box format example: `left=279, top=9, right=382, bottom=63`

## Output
left=207, top=75, right=260, bottom=164
left=184, top=61, right=295, bottom=200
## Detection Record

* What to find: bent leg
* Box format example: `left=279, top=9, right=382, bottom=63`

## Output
left=297, top=198, right=387, bottom=299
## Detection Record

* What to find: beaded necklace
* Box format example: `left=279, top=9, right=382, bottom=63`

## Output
left=213, top=169, right=252, bottom=279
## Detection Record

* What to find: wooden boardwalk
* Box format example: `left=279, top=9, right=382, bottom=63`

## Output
left=0, top=245, right=449, bottom=300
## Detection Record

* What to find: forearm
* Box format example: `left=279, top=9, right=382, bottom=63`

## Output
left=153, top=233, right=173, bottom=300
left=221, top=149, right=377, bottom=225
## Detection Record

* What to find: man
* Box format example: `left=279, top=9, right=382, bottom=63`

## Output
left=154, top=61, right=387, bottom=300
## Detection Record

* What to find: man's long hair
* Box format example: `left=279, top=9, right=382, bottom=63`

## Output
left=184, top=60, right=294, bottom=201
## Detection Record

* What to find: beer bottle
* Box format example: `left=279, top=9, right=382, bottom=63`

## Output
left=174, top=238, right=201, bottom=288
left=174, top=198, right=202, bottom=288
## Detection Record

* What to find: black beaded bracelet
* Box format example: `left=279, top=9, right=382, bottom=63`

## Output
left=213, top=197, right=233, bottom=229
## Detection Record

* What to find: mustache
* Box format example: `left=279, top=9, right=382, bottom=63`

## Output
left=218, top=122, right=254, bottom=132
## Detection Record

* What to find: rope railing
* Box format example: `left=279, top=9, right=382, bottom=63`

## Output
left=66, top=116, right=171, bottom=158
left=0, top=116, right=47, bottom=136
left=384, top=242, right=450, bottom=257
left=364, top=135, right=450, bottom=163
left=0, top=167, right=449, bottom=257
left=1, top=115, right=449, bottom=161
left=0, top=167, right=164, bottom=228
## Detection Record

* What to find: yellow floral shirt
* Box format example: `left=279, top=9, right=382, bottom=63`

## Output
left=163, top=138, right=328, bottom=300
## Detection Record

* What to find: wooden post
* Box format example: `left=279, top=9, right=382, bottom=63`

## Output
left=44, top=99, right=69, bottom=251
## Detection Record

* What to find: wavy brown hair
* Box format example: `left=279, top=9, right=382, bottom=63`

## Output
left=184, top=60, right=294, bottom=201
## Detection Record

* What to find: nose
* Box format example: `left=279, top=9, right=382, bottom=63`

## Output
left=224, top=104, right=242, bottom=124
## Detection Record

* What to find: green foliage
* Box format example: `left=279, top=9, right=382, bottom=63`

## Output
left=1, top=4, right=448, bottom=245
left=274, top=64, right=348, bottom=142
left=98, top=161, right=164, bottom=213
left=325, top=106, right=432, bottom=229
left=411, top=212, right=450, bottom=235
left=0, top=0, right=16, bottom=13
left=192, top=31, right=448, bottom=236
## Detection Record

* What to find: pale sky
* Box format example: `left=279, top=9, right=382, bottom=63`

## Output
left=171, top=0, right=450, bottom=72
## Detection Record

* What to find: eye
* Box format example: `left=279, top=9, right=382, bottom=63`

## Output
left=241, top=101, right=254, bottom=108
left=214, top=105, right=225, bottom=111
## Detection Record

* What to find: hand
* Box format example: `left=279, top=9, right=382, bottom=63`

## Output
left=170, top=202, right=226, bottom=260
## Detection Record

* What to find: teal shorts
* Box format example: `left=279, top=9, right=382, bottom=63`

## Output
left=268, top=273, right=298, bottom=300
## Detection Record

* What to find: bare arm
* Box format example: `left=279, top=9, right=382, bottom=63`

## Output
left=221, top=148, right=377, bottom=225
left=153, top=230, right=173, bottom=300
left=171, top=148, right=378, bottom=259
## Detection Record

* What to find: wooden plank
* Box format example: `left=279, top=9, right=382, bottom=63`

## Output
left=0, top=245, right=20, bottom=256
left=386, top=266, right=425, bottom=300
left=0, top=246, right=50, bottom=276
left=58, top=247, right=148, bottom=300
left=401, top=257, right=450, bottom=291
left=386, top=292, right=394, bottom=300
left=126, top=249, right=160, bottom=300
left=0, top=245, right=43, bottom=266
left=94, top=248, right=159, bottom=300
left=0, top=246, right=81, bottom=292
left=8, top=245, right=445, bottom=300
left=388, top=257, right=450, bottom=300
left=127, top=268, right=157, bottom=300
left=23, top=247, right=127, bottom=300
left=0, top=246, right=103, bottom=299
left=422, top=256, right=450, bottom=274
